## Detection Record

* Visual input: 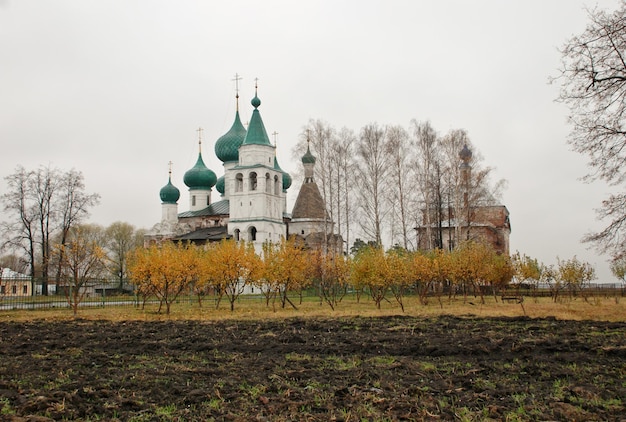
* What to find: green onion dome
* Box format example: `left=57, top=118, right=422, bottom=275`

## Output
left=183, top=153, right=217, bottom=189
left=215, top=111, right=247, bottom=163
left=301, top=143, right=316, bottom=164
left=160, top=176, right=180, bottom=204
left=215, top=175, right=225, bottom=195
left=274, top=156, right=292, bottom=191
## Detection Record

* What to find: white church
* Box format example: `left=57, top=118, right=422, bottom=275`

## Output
left=145, top=82, right=339, bottom=253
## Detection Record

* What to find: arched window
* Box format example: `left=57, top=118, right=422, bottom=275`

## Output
left=192, top=195, right=196, bottom=206
left=233, top=229, right=240, bottom=241
left=249, top=226, right=257, bottom=241
left=235, top=173, right=243, bottom=192
left=249, top=172, right=257, bottom=191
left=274, top=175, right=280, bottom=195
left=265, top=173, right=271, bottom=193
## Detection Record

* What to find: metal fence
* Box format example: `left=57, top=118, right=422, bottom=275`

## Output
left=0, top=277, right=624, bottom=311
left=0, top=278, right=143, bottom=311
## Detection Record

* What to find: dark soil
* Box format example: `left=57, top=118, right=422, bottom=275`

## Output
left=0, top=315, right=625, bottom=421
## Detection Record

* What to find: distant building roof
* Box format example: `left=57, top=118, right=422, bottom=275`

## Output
left=291, top=182, right=328, bottom=220
left=178, top=199, right=230, bottom=218
left=172, top=226, right=230, bottom=242
left=1, top=268, right=29, bottom=279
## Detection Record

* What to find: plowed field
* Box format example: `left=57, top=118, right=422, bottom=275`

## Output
left=0, top=315, right=625, bottom=421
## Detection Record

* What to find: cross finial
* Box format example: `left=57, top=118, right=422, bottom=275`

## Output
left=272, top=131, right=279, bottom=147
left=232, top=73, right=242, bottom=110
left=196, top=127, right=203, bottom=153
left=168, top=161, right=173, bottom=177
left=254, top=77, right=259, bottom=95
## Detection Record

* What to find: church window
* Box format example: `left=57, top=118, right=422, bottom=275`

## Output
left=235, top=173, right=243, bottom=192
left=206, top=195, right=210, bottom=206
left=274, top=175, right=279, bottom=195
left=249, top=172, right=257, bottom=191
left=234, top=229, right=240, bottom=241
left=192, top=195, right=196, bottom=206
left=265, top=173, right=271, bottom=193
left=301, top=230, right=305, bottom=235
left=249, top=226, right=257, bottom=241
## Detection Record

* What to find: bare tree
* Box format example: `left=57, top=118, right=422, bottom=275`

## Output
left=385, top=125, right=414, bottom=249
left=54, top=169, right=101, bottom=284
left=440, top=129, right=470, bottom=249
left=411, top=120, right=442, bottom=250
left=1, top=165, right=99, bottom=294
left=105, top=222, right=143, bottom=291
left=554, top=3, right=626, bottom=259
left=33, top=166, right=58, bottom=294
left=355, top=123, right=390, bottom=246
left=335, top=127, right=357, bottom=255
left=1, top=167, right=38, bottom=277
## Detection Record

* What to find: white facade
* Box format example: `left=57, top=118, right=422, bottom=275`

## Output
left=227, top=151, right=286, bottom=251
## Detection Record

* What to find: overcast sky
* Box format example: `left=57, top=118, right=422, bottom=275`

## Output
left=0, top=0, right=621, bottom=282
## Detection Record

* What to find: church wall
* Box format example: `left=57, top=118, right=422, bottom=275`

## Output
left=238, top=144, right=275, bottom=168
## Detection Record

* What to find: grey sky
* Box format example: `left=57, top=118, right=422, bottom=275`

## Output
left=0, top=0, right=620, bottom=281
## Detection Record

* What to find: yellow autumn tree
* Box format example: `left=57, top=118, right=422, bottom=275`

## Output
left=259, top=237, right=309, bottom=310
left=386, top=247, right=413, bottom=312
left=53, top=224, right=108, bottom=315
left=204, top=239, right=260, bottom=311
left=412, top=249, right=450, bottom=307
left=127, top=241, right=198, bottom=314
left=351, top=245, right=389, bottom=309
left=190, top=246, right=214, bottom=307
left=310, top=249, right=351, bottom=310
left=447, top=242, right=484, bottom=303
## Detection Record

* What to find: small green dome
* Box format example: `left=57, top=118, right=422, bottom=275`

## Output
left=302, top=144, right=316, bottom=164
left=283, top=171, right=292, bottom=191
left=274, top=156, right=292, bottom=191
left=215, top=111, right=247, bottom=163
left=215, top=175, right=225, bottom=195
left=160, top=177, right=180, bottom=204
left=184, top=153, right=217, bottom=189
left=251, top=94, right=261, bottom=108
left=242, top=92, right=272, bottom=147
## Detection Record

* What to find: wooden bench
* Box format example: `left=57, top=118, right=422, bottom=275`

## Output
left=501, top=295, right=524, bottom=304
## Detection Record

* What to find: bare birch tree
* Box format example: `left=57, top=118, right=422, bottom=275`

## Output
left=355, top=123, right=390, bottom=246
left=335, top=127, right=357, bottom=255
left=385, top=125, right=414, bottom=249
left=411, top=120, right=442, bottom=250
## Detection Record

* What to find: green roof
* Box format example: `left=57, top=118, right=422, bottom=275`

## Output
left=241, top=95, right=272, bottom=146
left=215, top=175, right=225, bottom=195
left=302, top=144, right=316, bottom=164
left=183, top=153, right=217, bottom=189
left=159, top=177, right=180, bottom=204
left=178, top=199, right=230, bottom=218
left=274, top=156, right=292, bottom=191
left=215, top=111, right=247, bottom=163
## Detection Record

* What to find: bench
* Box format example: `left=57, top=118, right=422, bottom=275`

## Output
left=501, top=295, right=524, bottom=304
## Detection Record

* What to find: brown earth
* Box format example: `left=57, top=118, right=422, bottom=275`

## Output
left=0, top=315, right=625, bottom=421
